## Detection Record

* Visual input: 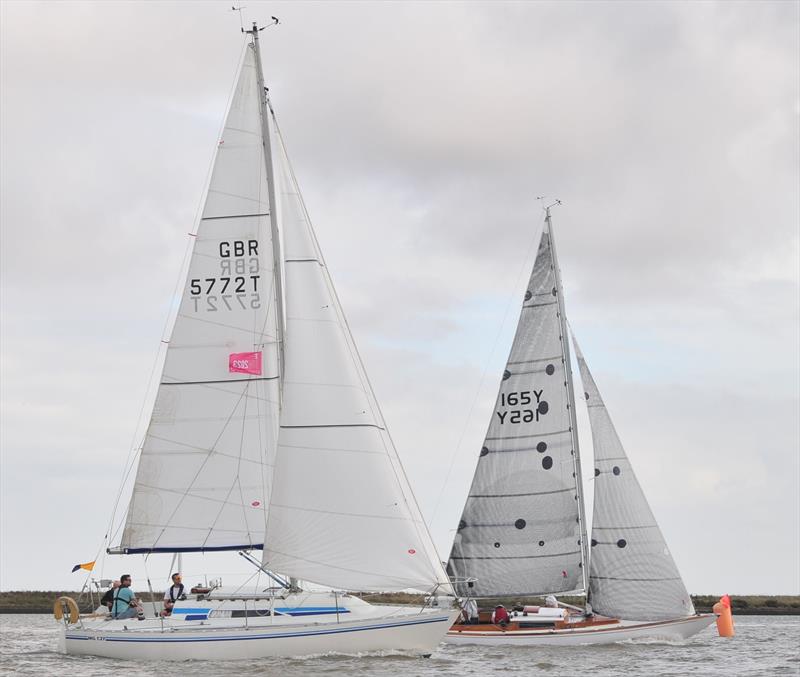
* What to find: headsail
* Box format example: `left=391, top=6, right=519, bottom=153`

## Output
left=259, top=111, right=453, bottom=594
left=573, top=336, right=695, bottom=620
left=118, top=45, right=281, bottom=553
left=448, top=215, right=586, bottom=597
left=257, top=113, right=452, bottom=594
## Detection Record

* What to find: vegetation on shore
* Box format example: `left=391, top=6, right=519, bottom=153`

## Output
left=2, top=590, right=799, bottom=615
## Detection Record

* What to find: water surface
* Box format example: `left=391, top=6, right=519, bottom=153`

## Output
left=1, top=614, right=797, bottom=676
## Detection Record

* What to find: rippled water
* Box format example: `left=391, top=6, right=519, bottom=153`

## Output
left=1, top=614, right=798, bottom=676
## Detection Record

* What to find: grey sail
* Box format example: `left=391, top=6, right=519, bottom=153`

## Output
left=573, top=336, right=695, bottom=621
left=448, top=217, right=586, bottom=598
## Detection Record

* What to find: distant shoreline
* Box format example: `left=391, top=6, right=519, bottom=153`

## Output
left=2, top=591, right=798, bottom=615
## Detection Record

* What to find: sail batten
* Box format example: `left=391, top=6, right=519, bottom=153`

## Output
left=573, top=335, right=695, bottom=621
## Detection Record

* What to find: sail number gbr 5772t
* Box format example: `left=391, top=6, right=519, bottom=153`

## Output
left=189, top=239, right=261, bottom=312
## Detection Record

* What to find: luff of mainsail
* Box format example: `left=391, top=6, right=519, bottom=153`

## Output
left=259, top=107, right=453, bottom=595
left=117, top=43, right=281, bottom=553
left=572, top=335, right=695, bottom=620
left=448, top=210, right=587, bottom=598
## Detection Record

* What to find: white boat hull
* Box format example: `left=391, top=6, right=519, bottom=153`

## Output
left=61, top=608, right=459, bottom=660
left=445, top=614, right=716, bottom=646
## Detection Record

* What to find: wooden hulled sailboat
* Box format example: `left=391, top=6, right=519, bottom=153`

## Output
left=445, top=204, right=715, bottom=645
left=56, top=23, right=457, bottom=660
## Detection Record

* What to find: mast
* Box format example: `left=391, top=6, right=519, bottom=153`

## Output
left=248, top=21, right=285, bottom=382
left=546, top=203, right=590, bottom=596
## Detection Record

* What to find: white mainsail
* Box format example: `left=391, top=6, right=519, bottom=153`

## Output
left=573, top=336, right=695, bottom=621
left=447, top=215, right=587, bottom=597
left=118, top=46, right=281, bottom=553
left=260, top=111, right=453, bottom=594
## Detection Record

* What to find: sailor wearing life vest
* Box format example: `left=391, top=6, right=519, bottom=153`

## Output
left=162, top=573, right=187, bottom=616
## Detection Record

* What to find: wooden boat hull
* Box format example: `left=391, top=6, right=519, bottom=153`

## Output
left=445, top=614, right=716, bottom=646
left=60, top=608, right=459, bottom=660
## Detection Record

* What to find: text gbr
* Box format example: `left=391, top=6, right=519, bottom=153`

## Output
left=189, top=239, right=261, bottom=312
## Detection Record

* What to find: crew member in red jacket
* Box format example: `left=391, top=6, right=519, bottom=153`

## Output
left=491, top=604, right=510, bottom=627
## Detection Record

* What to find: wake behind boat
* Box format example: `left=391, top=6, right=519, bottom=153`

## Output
left=56, top=22, right=457, bottom=659
left=445, top=203, right=716, bottom=646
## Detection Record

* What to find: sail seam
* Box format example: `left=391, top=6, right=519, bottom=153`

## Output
left=146, top=433, right=274, bottom=460
left=522, top=301, right=558, bottom=309
left=160, top=377, right=279, bottom=386
left=590, top=576, right=683, bottom=582
left=269, top=503, right=411, bottom=521
left=486, top=428, right=570, bottom=441
left=469, top=488, right=572, bottom=498
left=451, top=550, right=581, bottom=560
left=174, top=312, right=280, bottom=335
left=200, top=212, right=270, bottom=221
left=206, top=188, right=267, bottom=203
left=280, top=423, right=386, bottom=430
left=285, top=258, right=323, bottom=265
left=593, top=525, right=658, bottom=530
left=506, top=356, right=562, bottom=365
left=133, top=483, right=268, bottom=508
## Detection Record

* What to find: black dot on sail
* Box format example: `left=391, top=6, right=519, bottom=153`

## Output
left=552, top=287, right=557, bottom=297
left=617, top=539, right=627, bottom=548
left=591, top=539, right=598, bottom=547
left=502, top=370, right=511, bottom=381
left=524, top=290, right=532, bottom=301
left=538, top=540, right=545, bottom=547
left=536, top=442, right=547, bottom=453
left=537, top=401, right=549, bottom=415
left=545, top=364, right=555, bottom=375
left=515, top=519, right=526, bottom=530
left=594, top=468, right=600, bottom=477
left=578, top=562, right=583, bottom=568
left=613, top=466, right=621, bottom=475
left=541, top=456, right=553, bottom=470
left=458, top=520, right=466, bottom=530
left=480, top=446, right=489, bottom=457
left=494, top=542, right=501, bottom=548
left=585, top=391, right=590, bottom=400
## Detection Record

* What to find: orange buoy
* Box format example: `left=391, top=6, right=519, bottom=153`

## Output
left=712, top=594, right=734, bottom=637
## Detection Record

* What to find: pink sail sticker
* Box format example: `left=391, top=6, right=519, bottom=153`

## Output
left=229, top=351, right=262, bottom=375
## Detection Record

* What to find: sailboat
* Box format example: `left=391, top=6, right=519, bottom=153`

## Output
left=444, top=203, right=716, bottom=645
left=56, top=23, right=458, bottom=660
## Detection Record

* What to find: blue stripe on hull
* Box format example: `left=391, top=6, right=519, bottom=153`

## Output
left=66, top=615, right=451, bottom=644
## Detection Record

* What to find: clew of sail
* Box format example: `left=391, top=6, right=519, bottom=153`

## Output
left=259, top=109, right=453, bottom=595
left=447, top=218, right=584, bottom=597
left=118, top=45, right=281, bottom=553
left=572, top=335, right=695, bottom=620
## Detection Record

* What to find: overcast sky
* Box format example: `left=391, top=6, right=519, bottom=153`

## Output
left=1, top=0, right=798, bottom=595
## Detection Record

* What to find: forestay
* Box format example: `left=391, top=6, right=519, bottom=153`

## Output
left=119, top=46, right=281, bottom=553
left=573, top=337, right=695, bottom=621
left=448, top=219, right=584, bottom=597
left=260, top=110, right=453, bottom=595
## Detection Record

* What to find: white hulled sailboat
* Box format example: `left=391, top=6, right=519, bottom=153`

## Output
left=445, top=204, right=715, bottom=645
left=56, top=23, right=457, bottom=660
